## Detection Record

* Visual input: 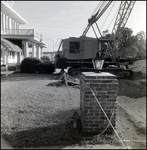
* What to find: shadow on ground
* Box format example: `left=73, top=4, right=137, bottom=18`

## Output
left=2, top=123, right=81, bottom=148
left=2, top=108, right=117, bottom=149
left=2, top=108, right=80, bottom=148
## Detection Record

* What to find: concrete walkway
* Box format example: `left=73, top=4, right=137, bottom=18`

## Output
left=1, top=71, right=15, bottom=77
left=1, top=137, right=13, bottom=149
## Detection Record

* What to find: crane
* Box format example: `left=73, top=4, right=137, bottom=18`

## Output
left=82, top=1, right=136, bottom=60
left=82, top=1, right=113, bottom=37
left=54, top=1, right=136, bottom=78
left=110, top=1, right=136, bottom=59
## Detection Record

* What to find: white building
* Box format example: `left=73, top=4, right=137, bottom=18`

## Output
left=1, top=1, right=47, bottom=71
left=42, top=51, right=57, bottom=62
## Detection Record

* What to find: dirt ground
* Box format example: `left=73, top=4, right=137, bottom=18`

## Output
left=1, top=72, right=146, bottom=149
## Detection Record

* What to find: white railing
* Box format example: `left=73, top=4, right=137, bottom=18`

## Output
left=3, top=29, right=47, bottom=43
left=4, top=29, right=34, bottom=35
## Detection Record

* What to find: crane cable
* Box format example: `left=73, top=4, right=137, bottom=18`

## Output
left=90, top=87, right=127, bottom=149
left=100, top=1, right=116, bottom=31
left=109, top=2, right=121, bottom=35
left=92, top=1, right=105, bottom=16
left=81, top=2, right=102, bottom=35
left=82, top=1, right=108, bottom=36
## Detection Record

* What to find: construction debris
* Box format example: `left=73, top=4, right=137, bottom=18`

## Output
left=48, top=71, right=80, bottom=88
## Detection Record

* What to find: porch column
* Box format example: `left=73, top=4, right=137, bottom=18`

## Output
left=6, top=51, right=9, bottom=71
left=2, top=49, right=6, bottom=65
left=8, top=17, right=12, bottom=30
left=32, top=43, right=36, bottom=57
left=16, top=52, right=21, bottom=71
left=16, top=23, right=19, bottom=34
left=36, top=45, right=41, bottom=59
left=40, top=48, right=42, bottom=58
left=11, top=19, right=14, bottom=29
left=40, top=47, right=43, bottom=57
left=17, top=23, right=20, bottom=29
left=5, top=15, right=8, bottom=30
left=23, top=41, right=29, bottom=58
left=2, top=13, right=6, bottom=32
left=14, top=21, right=17, bottom=30
left=1, top=12, right=3, bottom=32
left=7, top=16, right=10, bottom=29
left=17, top=52, right=21, bottom=64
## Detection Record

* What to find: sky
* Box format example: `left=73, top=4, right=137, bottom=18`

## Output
left=14, top=1, right=146, bottom=52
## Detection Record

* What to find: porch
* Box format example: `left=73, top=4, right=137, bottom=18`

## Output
left=1, top=63, right=20, bottom=77
left=1, top=63, right=20, bottom=71
left=2, top=29, right=47, bottom=45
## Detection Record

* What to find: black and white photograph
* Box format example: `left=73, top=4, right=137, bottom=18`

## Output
left=1, top=1, right=146, bottom=149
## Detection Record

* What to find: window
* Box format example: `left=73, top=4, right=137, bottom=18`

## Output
left=28, top=43, right=32, bottom=48
left=69, top=42, right=80, bottom=53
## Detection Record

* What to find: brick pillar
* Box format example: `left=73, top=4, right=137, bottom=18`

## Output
left=80, top=72, right=119, bottom=133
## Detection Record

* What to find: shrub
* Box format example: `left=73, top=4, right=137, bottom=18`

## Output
left=20, top=57, right=43, bottom=73
left=34, top=62, right=55, bottom=74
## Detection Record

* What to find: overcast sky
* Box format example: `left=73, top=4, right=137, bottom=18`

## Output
left=14, top=1, right=146, bottom=52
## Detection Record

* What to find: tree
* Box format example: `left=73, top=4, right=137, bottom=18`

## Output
left=101, top=28, right=146, bottom=59
left=117, top=27, right=139, bottom=58
left=135, top=31, right=146, bottom=59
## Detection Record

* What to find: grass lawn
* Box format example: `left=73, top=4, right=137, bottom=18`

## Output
left=1, top=79, right=120, bottom=148
left=2, top=72, right=146, bottom=149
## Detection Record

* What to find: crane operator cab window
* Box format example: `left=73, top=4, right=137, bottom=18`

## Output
left=69, top=42, right=80, bottom=53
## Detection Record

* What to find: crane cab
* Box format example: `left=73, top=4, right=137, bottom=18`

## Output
left=55, top=36, right=111, bottom=69
left=55, top=36, right=107, bottom=69
left=55, top=36, right=113, bottom=69
left=61, top=36, right=98, bottom=61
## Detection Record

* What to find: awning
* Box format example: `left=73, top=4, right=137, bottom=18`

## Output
left=1, top=38, right=22, bottom=52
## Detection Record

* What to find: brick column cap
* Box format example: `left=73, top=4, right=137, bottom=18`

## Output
left=81, top=72, right=117, bottom=79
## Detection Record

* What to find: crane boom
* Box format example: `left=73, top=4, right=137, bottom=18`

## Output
left=111, top=1, right=136, bottom=42
left=55, top=1, right=137, bottom=78
left=82, top=1, right=113, bottom=36
left=110, top=1, right=136, bottom=60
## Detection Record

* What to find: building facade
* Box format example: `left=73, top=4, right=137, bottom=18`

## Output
left=1, top=1, right=47, bottom=70
left=42, top=51, right=57, bottom=62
